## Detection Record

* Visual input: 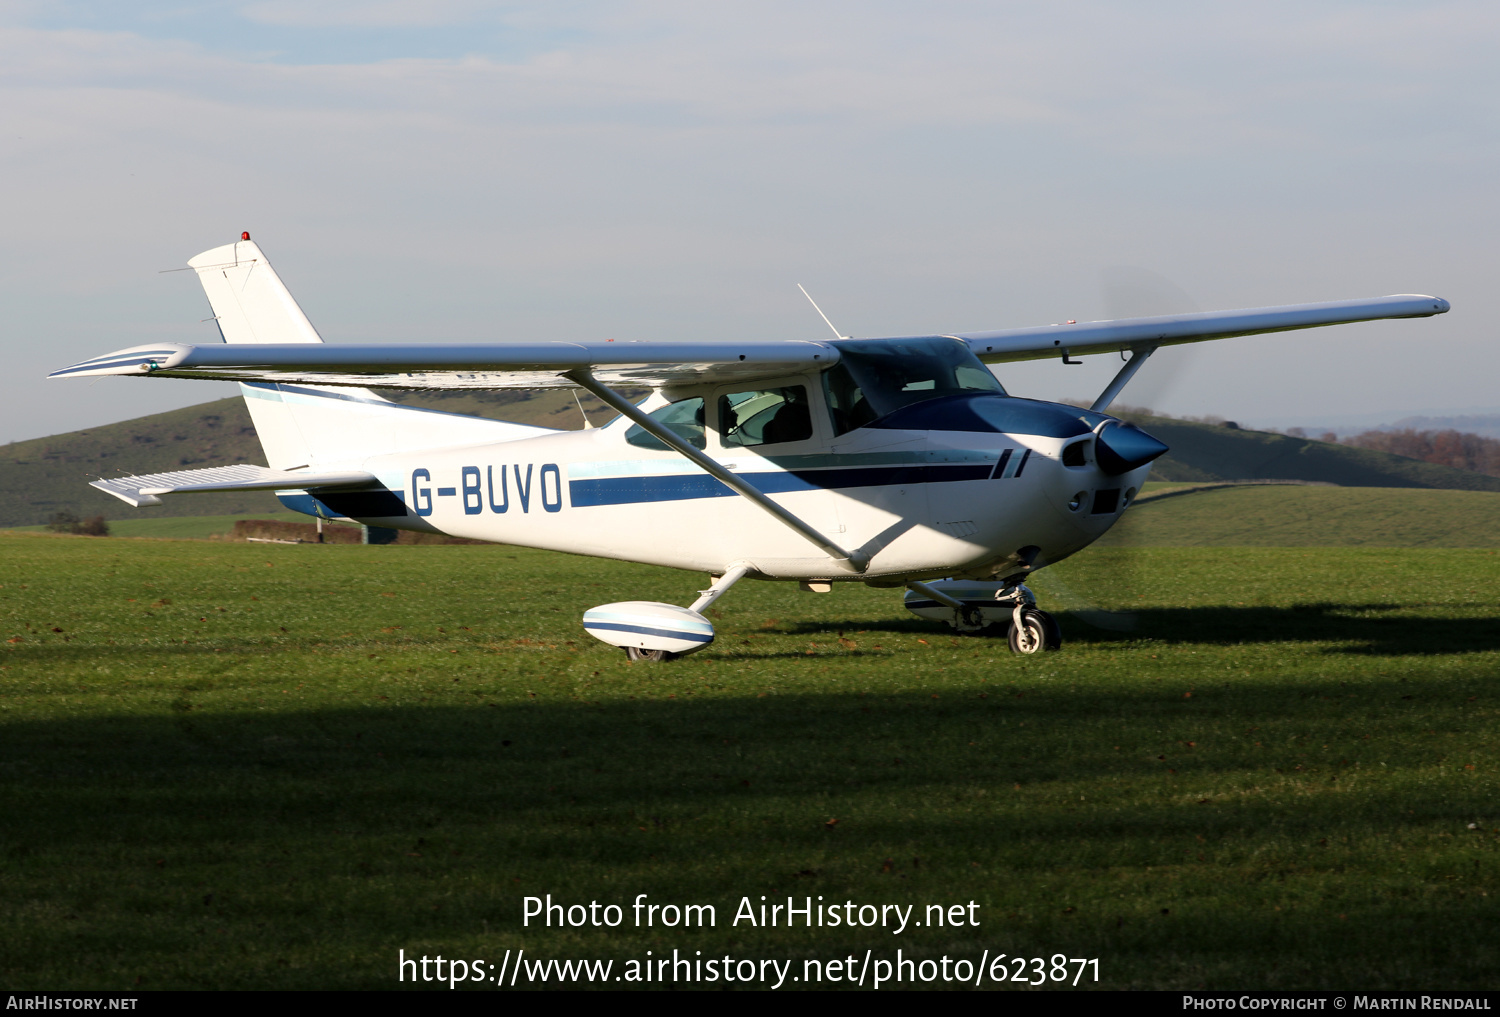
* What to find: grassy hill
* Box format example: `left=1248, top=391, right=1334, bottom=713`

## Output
left=1122, top=412, right=1500, bottom=491
left=5, top=390, right=1498, bottom=529
left=0, top=399, right=279, bottom=528
left=0, top=389, right=620, bottom=528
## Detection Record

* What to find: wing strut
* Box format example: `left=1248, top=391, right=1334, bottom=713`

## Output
left=1090, top=346, right=1156, bottom=413
left=567, top=370, right=869, bottom=574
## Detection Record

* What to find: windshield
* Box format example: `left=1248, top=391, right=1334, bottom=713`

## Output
left=823, top=337, right=1004, bottom=435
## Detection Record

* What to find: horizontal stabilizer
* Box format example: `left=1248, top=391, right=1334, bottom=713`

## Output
left=91, top=465, right=379, bottom=508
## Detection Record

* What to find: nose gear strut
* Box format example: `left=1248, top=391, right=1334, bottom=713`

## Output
left=994, top=581, right=1062, bottom=654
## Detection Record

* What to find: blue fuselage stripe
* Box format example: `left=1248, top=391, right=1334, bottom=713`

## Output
left=567, top=463, right=996, bottom=507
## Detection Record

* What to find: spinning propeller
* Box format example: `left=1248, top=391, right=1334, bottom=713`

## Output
left=1028, top=267, right=1201, bottom=634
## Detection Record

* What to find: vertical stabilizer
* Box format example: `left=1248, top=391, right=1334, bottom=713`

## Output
left=187, top=235, right=547, bottom=476
left=191, top=235, right=372, bottom=469
left=189, top=238, right=323, bottom=345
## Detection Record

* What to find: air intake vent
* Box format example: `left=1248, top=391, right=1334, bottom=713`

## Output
left=1062, top=440, right=1089, bottom=467
left=1091, top=488, right=1121, bottom=514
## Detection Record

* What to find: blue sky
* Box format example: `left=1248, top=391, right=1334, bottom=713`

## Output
left=3, top=1, right=1497, bottom=441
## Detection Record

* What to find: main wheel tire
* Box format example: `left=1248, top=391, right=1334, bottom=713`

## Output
left=1006, top=608, right=1062, bottom=654
left=625, top=646, right=679, bottom=662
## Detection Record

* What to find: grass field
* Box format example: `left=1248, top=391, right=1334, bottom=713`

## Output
left=2, top=533, right=1498, bottom=990
left=5, top=512, right=311, bottom=541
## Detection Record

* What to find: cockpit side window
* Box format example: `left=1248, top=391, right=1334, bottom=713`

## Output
left=718, top=386, right=813, bottom=448
left=624, top=396, right=706, bottom=451
left=823, top=337, right=1005, bottom=435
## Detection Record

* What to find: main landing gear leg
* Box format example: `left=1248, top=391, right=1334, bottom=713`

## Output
left=994, top=581, right=1061, bottom=654
left=688, top=565, right=750, bottom=616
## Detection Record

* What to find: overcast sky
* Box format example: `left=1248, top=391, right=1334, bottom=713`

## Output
left=3, top=1, right=1496, bottom=443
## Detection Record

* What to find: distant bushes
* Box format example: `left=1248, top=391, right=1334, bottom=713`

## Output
left=1107, top=401, right=1500, bottom=480
left=230, top=519, right=488, bottom=546
left=1337, top=429, right=1500, bottom=478
left=46, top=511, right=109, bottom=536
left=232, top=519, right=363, bottom=544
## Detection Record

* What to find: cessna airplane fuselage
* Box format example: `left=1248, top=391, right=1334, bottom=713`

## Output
left=54, top=237, right=1449, bottom=658
left=266, top=374, right=1146, bottom=584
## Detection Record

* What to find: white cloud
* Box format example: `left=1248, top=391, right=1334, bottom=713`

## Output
left=2, top=1, right=1499, bottom=440
left=238, top=0, right=503, bottom=28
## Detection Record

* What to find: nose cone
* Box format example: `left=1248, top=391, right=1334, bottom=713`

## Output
left=1094, top=421, right=1169, bottom=475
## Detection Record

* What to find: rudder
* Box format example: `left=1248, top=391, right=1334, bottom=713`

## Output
left=189, top=236, right=323, bottom=345
left=187, top=234, right=555, bottom=473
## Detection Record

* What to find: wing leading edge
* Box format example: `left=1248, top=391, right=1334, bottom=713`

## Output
left=956, top=294, right=1449, bottom=364
left=49, top=340, right=842, bottom=390
left=49, top=295, right=1447, bottom=390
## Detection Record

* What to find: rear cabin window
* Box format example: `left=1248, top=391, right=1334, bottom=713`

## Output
left=718, top=386, right=813, bottom=448
left=823, top=337, right=1004, bottom=435
left=624, top=396, right=706, bottom=450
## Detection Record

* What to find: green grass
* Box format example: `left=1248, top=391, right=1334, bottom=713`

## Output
left=2, top=533, right=1498, bottom=990
left=5, top=512, right=311, bottom=540
left=1106, top=485, right=1500, bottom=548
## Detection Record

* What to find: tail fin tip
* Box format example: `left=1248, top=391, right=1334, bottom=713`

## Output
left=189, top=236, right=322, bottom=345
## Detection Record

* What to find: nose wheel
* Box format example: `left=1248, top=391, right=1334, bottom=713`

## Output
left=995, top=582, right=1061, bottom=654
left=903, top=578, right=1066, bottom=652
left=1007, top=607, right=1062, bottom=654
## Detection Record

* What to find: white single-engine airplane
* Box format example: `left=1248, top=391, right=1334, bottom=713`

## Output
left=52, top=235, right=1449, bottom=659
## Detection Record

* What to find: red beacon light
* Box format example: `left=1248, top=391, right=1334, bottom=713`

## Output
left=241, top=231, right=251, bottom=241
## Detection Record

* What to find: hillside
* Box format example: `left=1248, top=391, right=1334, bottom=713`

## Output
left=0, top=389, right=623, bottom=528
left=6, top=391, right=1499, bottom=528
left=1120, top=412, right=1500, bottom=491
left=0, top=399, right=278, bottom=527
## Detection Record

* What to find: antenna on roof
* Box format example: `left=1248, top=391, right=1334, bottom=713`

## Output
left=797, top=284, right=848, bottom=340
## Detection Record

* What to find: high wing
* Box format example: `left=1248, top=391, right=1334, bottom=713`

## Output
left=48, top=294, right=1447, bottom=390
left=49, top=340, right=840, bottom=389
left=956, top=294, right=1449, bottom=363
